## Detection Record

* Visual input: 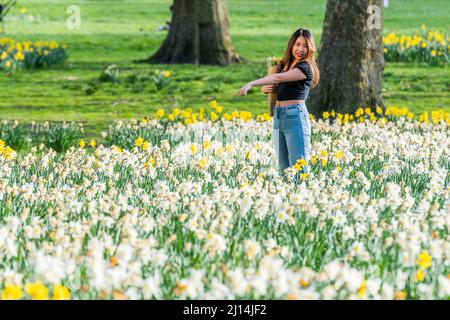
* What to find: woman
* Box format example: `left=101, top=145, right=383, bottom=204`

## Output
left=237, top=28, right=320, bottom=179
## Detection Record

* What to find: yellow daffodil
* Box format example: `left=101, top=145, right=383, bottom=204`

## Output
left=190, top=143, right=198, bottom=155
left=210, top=111, right=218, bottom=122
left=334, top=150, right=344, bottom=160
left=358, top=280, right=366, bottom=299
left=135, top=136, right=144, bottom=148
left=155, top=109, right=165, bottom=119
left=203, top=139, right=211, bottom=150
left=1, top=284, right=22, bottom=300
left=210, top=100, right=218, bottom=108
left=296, top=158, right=307, bottom=167
left=25, top=282, right=49, bottom=300
left=197, top=157, right=208, bottom=169
left=417, top=251, right=432, bottom=269
left=415, top=269, right=425, bottom=282
left=52, top=284, right=70, bottom=300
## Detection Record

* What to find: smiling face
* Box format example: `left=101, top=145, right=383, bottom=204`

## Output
left=292, top=36, right=309, bottom=60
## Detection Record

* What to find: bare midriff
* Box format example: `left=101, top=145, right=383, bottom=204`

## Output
left=275, top=99, right=305, bottom=107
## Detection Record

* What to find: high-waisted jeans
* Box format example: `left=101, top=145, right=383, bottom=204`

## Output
left=272, top=102, right=312, bottom=178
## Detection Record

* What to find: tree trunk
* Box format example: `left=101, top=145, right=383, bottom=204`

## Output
left=148, top=0, right=241, bottom=65
left=309, top=0, right=385, bottom=117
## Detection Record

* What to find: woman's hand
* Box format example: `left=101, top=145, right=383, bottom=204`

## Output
left=261, top=84, right=277, bottom=94
left=238, top=83, right=252, bottom=96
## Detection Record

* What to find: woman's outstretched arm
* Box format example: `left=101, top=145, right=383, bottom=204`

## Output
left=252, top=68, right=306, bottom=86
left=237, top=68, right=307, bottom=96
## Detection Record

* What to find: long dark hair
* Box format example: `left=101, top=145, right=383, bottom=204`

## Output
left=280, top=28, right=320, bottom=89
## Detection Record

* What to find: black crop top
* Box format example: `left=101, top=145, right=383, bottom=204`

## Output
left=276, top=61, right=313, bottom=101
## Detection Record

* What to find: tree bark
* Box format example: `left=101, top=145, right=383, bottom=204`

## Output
left=309, top=0, right=385, bottom=117
left=148, top=0, right=241, bottom=65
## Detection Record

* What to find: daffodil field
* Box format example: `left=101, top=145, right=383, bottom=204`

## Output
left=0, top=104, right=449, bottom=300
left=0, top=38, right=68, bottom=74
left=384, top=27, right=449, bottom=65
left=0, top=120, right=82, bottom=152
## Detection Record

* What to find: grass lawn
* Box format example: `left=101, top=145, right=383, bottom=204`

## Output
left=0, top=0, right=449, bottom=141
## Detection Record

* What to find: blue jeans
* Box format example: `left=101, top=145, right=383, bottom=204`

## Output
left=272, top=102, right=312, bottom=179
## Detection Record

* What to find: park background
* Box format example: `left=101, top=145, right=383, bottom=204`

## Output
left=0, top=0, right=449, bottom=142
left=0, top=0, right=449, bottom=301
